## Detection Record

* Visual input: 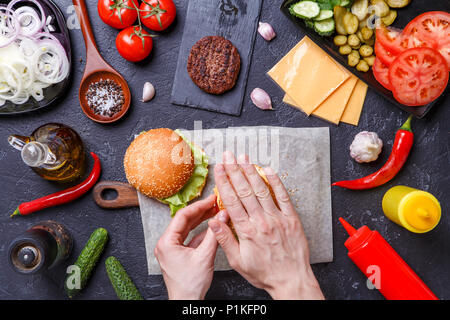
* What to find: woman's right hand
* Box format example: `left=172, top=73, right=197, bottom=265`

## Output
left=208, top=151, right=324, bottom=300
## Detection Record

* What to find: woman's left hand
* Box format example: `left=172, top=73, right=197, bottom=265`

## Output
left=155, top=194, right=225, bottom=300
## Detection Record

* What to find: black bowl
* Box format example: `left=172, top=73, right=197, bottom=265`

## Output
left=0, top=0, right=72, bottom=115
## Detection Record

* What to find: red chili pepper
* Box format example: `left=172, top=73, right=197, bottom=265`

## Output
left=332, top=116, right=414, bottom=190
left=10, top=152, right=102, bottom=218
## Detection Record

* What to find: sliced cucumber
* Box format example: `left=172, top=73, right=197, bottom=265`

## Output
left=290, top=1, right=321, bottom=20
left=314, top=18, right=335, bottom=36
left=304, top=19, right=315, bottom=29
left=341, top=0, right=352, bottom=6
left=314, top=10, right=334, bottom=21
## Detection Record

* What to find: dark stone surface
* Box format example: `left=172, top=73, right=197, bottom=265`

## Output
left=0, top=0, right=448, bottom=300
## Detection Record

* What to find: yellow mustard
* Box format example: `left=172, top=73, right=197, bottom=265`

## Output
left=382, top=186, right=441, bottom=233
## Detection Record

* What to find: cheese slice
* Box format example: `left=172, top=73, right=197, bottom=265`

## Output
left=340, top=80, right=368, bottom=126
left=268, top=36, right=350, bottom=115
left=284, top=75, right=358, bottom=125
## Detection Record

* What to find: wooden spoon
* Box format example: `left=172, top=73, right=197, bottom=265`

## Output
left=73, top=0, right=131, bottom=124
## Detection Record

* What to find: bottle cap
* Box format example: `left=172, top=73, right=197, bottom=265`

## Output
left=339, top=218, right=372, bottom=252
left=399, top=191, right=441, bottom=233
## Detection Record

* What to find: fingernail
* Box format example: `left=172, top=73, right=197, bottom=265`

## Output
left=218, top=210, right=228, bottom=223
left=263, top=167, right=275, bottom=176
left=237, top=154, right=247, bottom=164
left=209, top=221, right=221, bottom=233
left=223, top=151, right=235, bottom=164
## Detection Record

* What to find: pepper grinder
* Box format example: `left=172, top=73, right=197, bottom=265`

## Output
left=8, top=221, right=73, bottom=274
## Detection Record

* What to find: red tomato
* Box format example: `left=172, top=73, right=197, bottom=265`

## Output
left=402, top=11, right=450, bottom=70
left=388, top=47, right=448, bottom=106
left=375, top=26, right=404, bottom=55
left=98, top=0, right=138, bottom=29
left=140, top=0, right=177, bottom=31
left=373, top=57, right=392, bottom=90
left=116, top=26, right=154, bottom=62
left=375, top=40, right=397, bottom=66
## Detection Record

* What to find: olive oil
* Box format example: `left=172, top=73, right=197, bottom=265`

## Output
left=8, top=123, right=86, bottom=183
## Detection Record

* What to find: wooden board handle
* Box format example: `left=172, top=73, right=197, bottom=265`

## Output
left=93, top=181, right=139, bottom=209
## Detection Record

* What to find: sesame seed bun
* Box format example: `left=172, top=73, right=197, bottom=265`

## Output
left=124, top=128, right=195, bottom=199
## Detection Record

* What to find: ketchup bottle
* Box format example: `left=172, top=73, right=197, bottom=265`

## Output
left=339, top=218, right=438, bottom=300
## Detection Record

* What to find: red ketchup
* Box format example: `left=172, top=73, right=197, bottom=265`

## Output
left=339, top=218, right=438, bottom=300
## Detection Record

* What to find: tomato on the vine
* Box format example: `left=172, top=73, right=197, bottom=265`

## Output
left=140, top=0, right=177, bottom=31
left=116, top=26, right=154, bottom=62
left=98, top=0, right=139, bottom=29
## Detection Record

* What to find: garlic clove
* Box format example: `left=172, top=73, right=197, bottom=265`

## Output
left=141, top=82, right=155, bottom=102
left=258, top=22, right=276, bottom=42
left=251, top=88, right=272, bottom=110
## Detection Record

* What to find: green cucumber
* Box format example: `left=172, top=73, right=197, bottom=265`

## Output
left=65, top=227, right=108, bottom=298
left=314, top=10, right=334, bottom=21
left=314, top=18, right=335, bottom=36
left=290, top=1, right=321, bottom=19
left=304, top=19, right=315, bottom=29
left=105, top=256, right=143, bottom=300
left=317, top=0, right=340, bottom=10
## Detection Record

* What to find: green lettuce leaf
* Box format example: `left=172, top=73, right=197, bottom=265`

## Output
left=160, top=130, right=209, bottom=217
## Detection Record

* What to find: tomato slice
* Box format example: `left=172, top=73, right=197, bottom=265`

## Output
left=375, top=26, right=404, bottom=55
left=402, top=11, right=450, bottom=69
left=388, top=47, right=449, bottom=106
left=373, top=57, right=392, bottom=90
left=375, top=40, right=397, bottom=66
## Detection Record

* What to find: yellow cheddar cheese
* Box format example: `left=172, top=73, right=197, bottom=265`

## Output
left=287, top=75, right=358, bottom=125
left=340, top=80, right=368, bottom=126
left=268, top=36, right=350, bottom=115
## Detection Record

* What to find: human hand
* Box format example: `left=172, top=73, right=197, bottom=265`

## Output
left=208, top=152, right=324, bottom=300
left=155, top=194, right=223, bottom=300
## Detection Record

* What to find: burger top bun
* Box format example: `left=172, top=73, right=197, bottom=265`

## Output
left=124, top=128, right=195, bottom=199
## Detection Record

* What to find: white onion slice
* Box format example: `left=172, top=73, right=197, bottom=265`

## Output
left=33, top=40, right=69, bottom=84
left=0, top=7, right=19, bottom=48
left=8, top=0, right=45, bottom=31
left=15, top=6, right=41, bottom=36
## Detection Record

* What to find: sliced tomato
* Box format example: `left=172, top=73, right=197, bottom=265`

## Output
left=402, top=11, right=450, bottom=69
left=375, top=40, right=397, bottom=66
left=388, top=47, right=449, bottom=106
left=373, top=57, right=392, bottom=90
left=375, top=26, right=404, bottom=55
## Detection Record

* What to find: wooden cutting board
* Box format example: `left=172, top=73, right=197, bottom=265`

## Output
left=170, top=0, right=262, bottom=116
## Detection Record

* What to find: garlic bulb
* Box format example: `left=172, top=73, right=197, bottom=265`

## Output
left=251, top=88, right=272, bottom=110
left=258, top=22, right=276, bottom=41
left=350, top=131, right=383, bottom=163
left=141, top=82, right=155, bottom=102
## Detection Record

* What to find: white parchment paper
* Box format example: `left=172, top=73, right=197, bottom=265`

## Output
left=138, top=126, right=333, bottom=275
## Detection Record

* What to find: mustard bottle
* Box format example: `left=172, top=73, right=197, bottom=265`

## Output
left=382, top=186, right=441, bottom=233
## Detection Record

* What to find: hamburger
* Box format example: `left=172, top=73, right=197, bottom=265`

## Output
left=214, top=165, right=278, bottom=234
left=124, top=128, right=208, bottom=216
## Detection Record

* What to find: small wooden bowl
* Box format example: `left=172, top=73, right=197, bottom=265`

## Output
left=78, top=71, right=131, bottom=124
